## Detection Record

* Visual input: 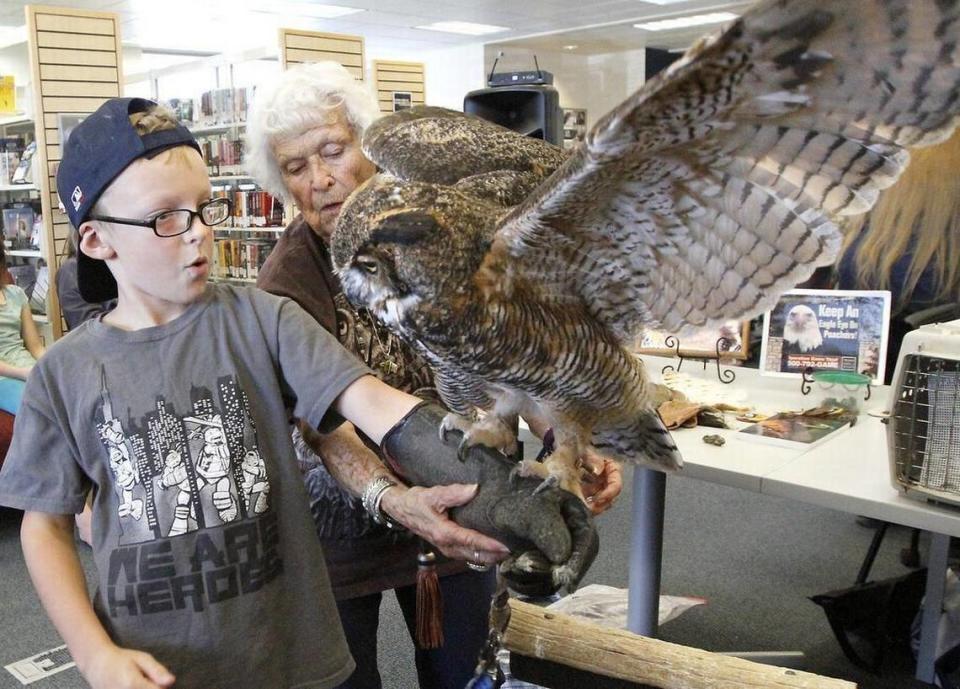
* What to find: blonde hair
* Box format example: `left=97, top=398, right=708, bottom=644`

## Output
left=130, top=103, right=178, bottom=134
left=93, top=104, right=197, bottom=215
left=841, top=131, right=960, bottom=311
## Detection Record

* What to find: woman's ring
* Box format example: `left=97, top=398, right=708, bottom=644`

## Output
left=466, top=549, right=490, bottom=572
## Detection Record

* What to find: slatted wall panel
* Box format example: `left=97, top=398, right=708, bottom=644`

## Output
left=374, top=60, right=425, bottom=113
left=26, top=5, right=123, bottom=339
left=279, top=29, right=365, bottom=80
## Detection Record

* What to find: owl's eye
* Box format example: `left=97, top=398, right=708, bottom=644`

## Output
left=355, top=257, right=379, bottom=274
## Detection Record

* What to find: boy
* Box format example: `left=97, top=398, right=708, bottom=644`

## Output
left=0, top=98, right=594, bottom=689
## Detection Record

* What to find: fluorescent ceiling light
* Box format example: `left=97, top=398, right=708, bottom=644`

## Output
left=634, top=11, right=738, bottom=31
left=0, top=24, right=26, bottom=49
left=563, top=44, right=579, bottom=50
left=265, top=3, right=364, bottom=19
left=415, top=21, right=509, bottom=36
left=640, top=0, right=693, bottom=4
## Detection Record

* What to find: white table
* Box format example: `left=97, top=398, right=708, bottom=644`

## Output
left=625, top=355, right=960, bottom=684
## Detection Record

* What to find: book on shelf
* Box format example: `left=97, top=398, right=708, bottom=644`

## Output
left=213, top=238, right=276, bottom=281
left=736, top=410, right=855, bottom=450
left=163, top=88, right=248, bottom=129
left=199, top=88, right=248, bottom=126
left=210, top=186, right=285, bottom=228
left=197, top=131, right=243, bottom=170
left=1, top=136, right=27, bottom=186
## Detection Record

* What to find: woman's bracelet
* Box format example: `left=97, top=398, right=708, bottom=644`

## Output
left=360, top=475, right=404, bottom=530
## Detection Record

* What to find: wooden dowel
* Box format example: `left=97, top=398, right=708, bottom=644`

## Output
left=503, top=600, right=856, bottom=689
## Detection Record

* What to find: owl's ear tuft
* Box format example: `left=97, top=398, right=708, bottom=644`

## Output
left=370, top=210, right=438, bottom=246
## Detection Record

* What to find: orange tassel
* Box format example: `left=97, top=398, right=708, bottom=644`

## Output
left=416, top=549, right=444, bottom=649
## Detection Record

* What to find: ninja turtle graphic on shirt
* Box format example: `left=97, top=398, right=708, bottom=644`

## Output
left=94, top=366, right=271, bottom=544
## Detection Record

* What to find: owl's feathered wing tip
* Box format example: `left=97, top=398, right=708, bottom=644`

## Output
left=593, top=410, right=683, bottom=472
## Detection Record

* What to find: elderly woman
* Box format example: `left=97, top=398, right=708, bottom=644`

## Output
left=247, top=62, right=621, bottom=689
left=246, top=62, right=500, bottom=689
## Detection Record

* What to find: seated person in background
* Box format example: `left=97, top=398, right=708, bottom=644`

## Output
left=837, top=130, right=960, bottom=383
left=0, top=241, right=45, bottom=413
left=55, top=229, right=116, bottom=330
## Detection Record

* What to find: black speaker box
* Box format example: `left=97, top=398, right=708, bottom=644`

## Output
left=645, top=48, right=682, bottom=80
left=463, top=85, right=563, bottom=146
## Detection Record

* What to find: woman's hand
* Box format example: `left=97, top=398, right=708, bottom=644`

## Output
left=579, top=449, right=623, bottom=515
left=380, top=483, right=510, bottom=564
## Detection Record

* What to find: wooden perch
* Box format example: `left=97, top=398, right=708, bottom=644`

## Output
left=503, top=599, right=856, bottom=689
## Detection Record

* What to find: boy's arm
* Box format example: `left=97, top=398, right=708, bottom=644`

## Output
left=333, top=376, right=620, bottom=513
left=20, top=511, right=175, bottom=689
left=332, top=376, right=599, bottom=590
left=331, top=374, right=421, bottom=445
left=300, top=420, right=508, bottom=562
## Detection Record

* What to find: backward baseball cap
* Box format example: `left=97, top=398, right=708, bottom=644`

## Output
left=56, top=97, right=202, bottom=303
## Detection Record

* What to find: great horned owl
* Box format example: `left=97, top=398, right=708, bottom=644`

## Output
left=333, top=0, right=960, bottom=498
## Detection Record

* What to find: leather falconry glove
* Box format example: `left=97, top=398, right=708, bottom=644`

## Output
left=381, top=402, right=599, bottom=595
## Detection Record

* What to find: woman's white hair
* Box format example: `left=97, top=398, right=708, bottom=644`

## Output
left=245, top=61, right=381, bottom=202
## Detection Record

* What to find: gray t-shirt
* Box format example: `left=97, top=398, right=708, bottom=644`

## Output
left=0, top=284, right=369, bottom=689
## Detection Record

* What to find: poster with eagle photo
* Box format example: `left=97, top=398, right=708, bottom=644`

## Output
left=760, top=289, right=891, bottom=385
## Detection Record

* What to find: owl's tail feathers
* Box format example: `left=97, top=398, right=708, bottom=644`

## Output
left=593, top=410, right=684, bottom=472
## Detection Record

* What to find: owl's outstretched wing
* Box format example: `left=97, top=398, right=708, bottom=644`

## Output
left=483, top=0, right=960, bottom=342
left=363, top=106, right=567, bottom=205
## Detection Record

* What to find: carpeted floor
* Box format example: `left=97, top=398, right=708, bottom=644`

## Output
left=0, top=469, right=941, bottom=688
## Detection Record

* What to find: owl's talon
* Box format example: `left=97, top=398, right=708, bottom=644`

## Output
left=552, top=564, right=576, bottom=590
left=532, top=474, right=560, bottom=495
left=508, top=464, right=523, bottom=489
left=457, top=438, right=471, bottom=462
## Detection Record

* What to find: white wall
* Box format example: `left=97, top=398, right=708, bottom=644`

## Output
left=585, top=48, right=646, bottom=127
left=0, top=42, right=33, bottom=117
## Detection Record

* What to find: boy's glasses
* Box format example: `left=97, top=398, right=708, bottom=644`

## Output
left=88, top=198, right=233, bottom=237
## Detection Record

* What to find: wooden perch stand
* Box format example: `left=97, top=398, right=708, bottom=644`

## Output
left=503, top=600, right=856, bottom=689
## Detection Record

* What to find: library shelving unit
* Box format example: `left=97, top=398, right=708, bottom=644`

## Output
left=0, top=112, right=51, bottom=342
left=126, top=49, right=288, bottom=285
left=374, top=60, right=426, bottom=114
left=23, top=4, right=124, bottom=339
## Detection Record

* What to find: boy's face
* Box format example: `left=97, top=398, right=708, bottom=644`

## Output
left=83, top=147, right=213, bottom=319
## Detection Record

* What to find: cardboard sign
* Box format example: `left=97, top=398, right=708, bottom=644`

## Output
left=0, top=75, right=15, bottom=113
left=760, top=289, right=892, bottom=384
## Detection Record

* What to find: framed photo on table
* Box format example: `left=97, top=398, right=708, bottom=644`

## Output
left=759, top=289, right=891, bottom=384
left=635, top=320, right=750, bottom=360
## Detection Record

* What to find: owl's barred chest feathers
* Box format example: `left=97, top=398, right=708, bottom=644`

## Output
left=405, top=278, right=655, bottom=418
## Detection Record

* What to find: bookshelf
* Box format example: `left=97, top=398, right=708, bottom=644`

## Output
left=24, top=4, right=125, bottom=340
left=1, top=108, right=52, bottom=345
left=374, top=60, right=425, bottom=114
left=210, top=276, right=257, bottom=285
left=188, top=121, right=247, bottom=136
left=125, top=51, right=286, bottom=287
left=0, top=115, right=34, bottom=128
